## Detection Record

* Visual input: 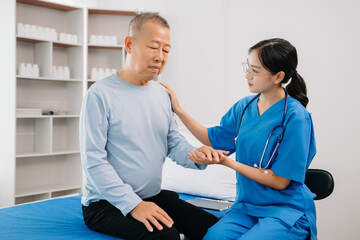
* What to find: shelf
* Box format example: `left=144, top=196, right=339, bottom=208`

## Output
left=52, top=118, right=79, bottom=152
left=15, top=154, right=83, bottom=198
left=88, top=9, right=137, bottom=16
left=51, top=189, right=82, bottom=198
left=15, top=184, right=82, bottom=198
left=17, top=75, right=82, bottom=82
left=17, top=0, right=79, bottom=11
left=17, top=115, right=80, bottom=119
left=16, top=118, right=51, bottom=155
left=16, top=40, right=52, bottom=78
left=8, top=1, right=138, bottom=207
left=16, top=150, right=80, bottom=158
left=17, top=79, right=83, bottom=116
left=87, top=11, right=132, bottom=54
left=52, top=115, right=80, bottom=118
left=16, top=114, right=47, bottom=118
left=53, top=41, right=81, bottom=47
left=88, top=43, right=124, bottom=49
left=88, top=48, right=124, bottom=73
left=53, top=45, right=83, bottom=79
left=17, top=36, right=47, bottom=43
left=17, top=36, right=81, bottom=47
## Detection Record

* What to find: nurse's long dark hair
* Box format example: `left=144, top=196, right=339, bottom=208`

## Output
left=249, top=38, right=309, bottom=108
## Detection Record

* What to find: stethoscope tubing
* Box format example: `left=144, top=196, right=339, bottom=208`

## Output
left=235, top=88, right=288, bottom=171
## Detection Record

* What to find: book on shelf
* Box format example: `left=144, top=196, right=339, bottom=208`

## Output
left=16, top=108, right=42, bottom=116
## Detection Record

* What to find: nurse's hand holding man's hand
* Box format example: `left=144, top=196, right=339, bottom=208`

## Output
left=188, top=145, right=229, bottom=165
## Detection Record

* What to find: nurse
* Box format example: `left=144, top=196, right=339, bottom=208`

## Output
left=160, top=38, right=317, bottom=240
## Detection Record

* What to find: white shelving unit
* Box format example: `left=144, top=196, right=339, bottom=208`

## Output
left=86, top=8, right=135, bottom=88
left=9, top=0, right=137, bottom=206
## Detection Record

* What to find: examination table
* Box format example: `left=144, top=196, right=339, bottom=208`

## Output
left=0, top=193, right=228, bottom=239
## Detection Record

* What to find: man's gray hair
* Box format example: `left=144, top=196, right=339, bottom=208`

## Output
left=129, top=12, right=170, bottom=37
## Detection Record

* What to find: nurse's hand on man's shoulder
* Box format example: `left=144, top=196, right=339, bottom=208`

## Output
left=188, top=145, right=229, bottom=165
left=158, top=82, right=182, bottom=114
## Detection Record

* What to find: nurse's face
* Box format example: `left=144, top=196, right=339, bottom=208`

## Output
left=245, top=50, right=279, bottom=94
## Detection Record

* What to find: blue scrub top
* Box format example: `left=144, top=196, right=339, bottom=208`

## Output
left=208, top=95, right=317, bottom=239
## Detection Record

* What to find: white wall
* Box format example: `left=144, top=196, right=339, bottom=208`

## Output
left=158, top=0, right=229, bottom=124
left=0, top=0, right=16, bottom=207
left=225, top=1, right=360, bottom=239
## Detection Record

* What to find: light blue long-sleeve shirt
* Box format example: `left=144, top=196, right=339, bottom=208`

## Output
left=80, top=73, right=204, bottom=216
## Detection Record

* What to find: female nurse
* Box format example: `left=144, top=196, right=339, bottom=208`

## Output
left=160, top=38, right=317, bottom=240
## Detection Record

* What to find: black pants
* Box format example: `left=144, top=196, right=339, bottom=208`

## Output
left=82, top=190, right=219, bottom=240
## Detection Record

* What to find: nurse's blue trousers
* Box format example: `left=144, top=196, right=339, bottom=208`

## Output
left=203, top=208, right=310, bottom=240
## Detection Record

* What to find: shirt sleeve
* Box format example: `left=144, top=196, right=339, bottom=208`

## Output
left=271, top=113, right=316, bottom=183
left=80, top=90, right=142, bottom=216
left=208, top=101, right=241, bottom=154
left=166, top=112, right=206, bottom=170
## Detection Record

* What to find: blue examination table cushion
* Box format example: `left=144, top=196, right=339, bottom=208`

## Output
left=0, top=194, right=228, bottom=239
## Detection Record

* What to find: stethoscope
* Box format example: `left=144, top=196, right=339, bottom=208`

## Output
left=234, top=88, right=288, bottom=174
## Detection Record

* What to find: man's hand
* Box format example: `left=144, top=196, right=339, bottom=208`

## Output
left=130, top=201, right=174, bottom=232
left=188, top=145, right=229, bottom=165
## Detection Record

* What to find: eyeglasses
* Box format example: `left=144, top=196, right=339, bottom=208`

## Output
left=242, top=62, right=272, bottom=80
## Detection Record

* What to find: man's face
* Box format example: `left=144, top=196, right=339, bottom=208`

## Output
left=129, top=21, right=171, bottom=81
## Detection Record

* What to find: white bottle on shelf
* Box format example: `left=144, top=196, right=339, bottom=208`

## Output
left=91, top=68, right=98, bottom=81
left=66, top=33, right=72, bottom=44
left=19, top=63, right=26, bottom=76
left=59, top=33, right=66, bottom=42
left=110, top=36, right=117, bottom=45
left=104, top=35, right=111, bottom=45
left=104, top=68, right=111, bottom=77
left=26, top=63, right=33, bottom=77
left=52, top=66, right=57, bottom=79
left=64, top=66, right=70, bottom=79
left=96, top=35, right=104, bottom=45
left=50, top=29, right=57, bottom=42
left=90, top=35, right=97, bottom=44
left=44, top=27, right=51, bottom=41
left=57, top=66, right=64, bottom=79
left=32, top=64, right=39, bottom=78
left=30, top=25, right=38, bottom=39
left=24, top=24, right=31, bottom=38
left=38, top=26, right=45, bottom=39
left=98, top=68, right=104, bottom=80
left=17, top=23, right=25, bottom=36
left=72, top=34, right=78, bottom=44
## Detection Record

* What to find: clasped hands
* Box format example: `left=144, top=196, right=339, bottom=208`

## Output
left=188, top=145, right=229, bottom=165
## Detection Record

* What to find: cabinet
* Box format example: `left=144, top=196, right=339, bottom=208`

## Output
left=11, top=0, right=137, bottom=205
left=87, top=9, right=135, bottom=88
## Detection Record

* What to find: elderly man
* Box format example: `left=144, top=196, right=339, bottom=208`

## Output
left=80, top=13, right=219, bottom=240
